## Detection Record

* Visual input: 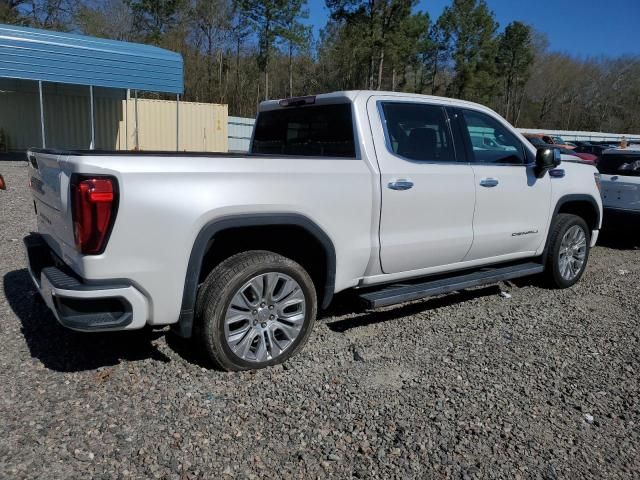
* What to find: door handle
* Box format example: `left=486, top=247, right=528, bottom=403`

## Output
left=611, top=176, right=619, bottom=181
left=388, top=179, right=414, bottom=191
left=479, top=178, right=499, bottom=187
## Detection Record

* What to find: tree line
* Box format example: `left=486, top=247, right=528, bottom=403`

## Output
left=2, top=0, right=639, bottom=133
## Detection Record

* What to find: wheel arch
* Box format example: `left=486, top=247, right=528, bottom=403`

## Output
left=542, top=194, right=601, bottom=262
left=174, top=213, right=336, bottom=338
left=554, top=194, right=601, bottom=231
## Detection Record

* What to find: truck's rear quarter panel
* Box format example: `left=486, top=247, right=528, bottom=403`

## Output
left=28, top=151, right=374, bottom=326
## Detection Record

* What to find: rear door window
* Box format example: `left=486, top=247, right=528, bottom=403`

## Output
left=379, top=102, right=456, bottom=162
left=252, top=103, right=356, bottom=157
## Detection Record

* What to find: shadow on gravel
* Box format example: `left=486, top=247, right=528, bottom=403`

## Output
left=324, top=285, right=501, bottom=333
left=597, top=229, right=640, bottom=250
left=3, top=269, right=172, bottom=372
left=165, top=334, right=216, bottom=370
left=597, top=213, right=640, bottom=250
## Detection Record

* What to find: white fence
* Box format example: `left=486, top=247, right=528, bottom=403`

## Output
left=228, top=116, right=255, bottom=152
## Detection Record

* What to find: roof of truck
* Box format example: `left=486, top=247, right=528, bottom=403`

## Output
left=259, top=91, right=495, bottom=113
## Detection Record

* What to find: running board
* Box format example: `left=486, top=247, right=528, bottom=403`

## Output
left=359, top=262, right=544, bottom=309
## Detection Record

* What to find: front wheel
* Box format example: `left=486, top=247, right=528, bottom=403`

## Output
left=195, top=250, right=317, bottom=371
left=545, top=214, right=591, bottom=288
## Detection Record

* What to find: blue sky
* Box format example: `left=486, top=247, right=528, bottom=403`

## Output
left=305, top=0, right=640, bottom=58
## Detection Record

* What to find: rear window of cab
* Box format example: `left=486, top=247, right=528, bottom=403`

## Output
left=252, top=103, right=356, bottom=158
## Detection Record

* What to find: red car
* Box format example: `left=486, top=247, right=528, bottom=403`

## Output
left=570, top=151, right=598, bottom=164
left=524, top=136, right=598, bottom=165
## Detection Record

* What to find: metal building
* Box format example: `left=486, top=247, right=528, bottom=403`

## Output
left=0, top=23, right=187, bottom=153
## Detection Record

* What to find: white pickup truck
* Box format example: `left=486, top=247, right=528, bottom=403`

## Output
left=25, top=91, right=603, bottom=370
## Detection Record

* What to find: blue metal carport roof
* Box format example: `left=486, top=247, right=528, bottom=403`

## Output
left=0, top=23, right=183, bottom=93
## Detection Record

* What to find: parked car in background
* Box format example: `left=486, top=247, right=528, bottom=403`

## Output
left=597, top=146, right=640, bottom=219
left=566, top=150, right=598, bottom=164
left=572, top=141, right=608, bottom=160
left=523, top=133, right=576, bottom=150
left=546, top=135, right=577, bottom=150
left=523, top=135, right=547, bottom=148
left=24, top=91, right=603, bottom=370
left=523, top=136, right=597, bottom=165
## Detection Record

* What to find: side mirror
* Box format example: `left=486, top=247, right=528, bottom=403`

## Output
left=535, top=147, right=561, bottom=177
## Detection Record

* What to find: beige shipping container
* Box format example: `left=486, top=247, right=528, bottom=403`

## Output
left=0, top=78, right=228, bottom=152
left=119, top=98, right=228, bottom=152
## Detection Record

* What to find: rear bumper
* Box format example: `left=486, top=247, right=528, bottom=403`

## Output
left=24, top=234, right=149, bottom=331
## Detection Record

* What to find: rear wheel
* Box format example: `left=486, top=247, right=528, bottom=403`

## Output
left=195, top=250, right=317, bottom=371
left=545, top=214, right=590, bottom=288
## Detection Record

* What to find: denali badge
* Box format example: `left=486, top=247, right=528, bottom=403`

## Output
left=512, top=230, right=538, bottom=237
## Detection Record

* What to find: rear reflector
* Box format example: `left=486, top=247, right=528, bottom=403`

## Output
left=71, top=176, right=118, bottom=255
left=279, top=95, right=316, bottom=107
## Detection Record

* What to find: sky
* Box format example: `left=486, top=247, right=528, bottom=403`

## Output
left=305, top=0, right=640, bottom=58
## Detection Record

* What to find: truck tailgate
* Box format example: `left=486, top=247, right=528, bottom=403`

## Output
left=28, top=151, right=76, bottom=260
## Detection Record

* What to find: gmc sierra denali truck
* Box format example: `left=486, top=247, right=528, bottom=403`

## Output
left=24, top=91, right=603, bottom=371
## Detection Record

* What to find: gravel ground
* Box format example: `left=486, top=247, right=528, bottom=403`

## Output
left=1, top=161, right=639, bottom=479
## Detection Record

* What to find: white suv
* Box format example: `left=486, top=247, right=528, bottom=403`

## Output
left=598, top=146, right=640, bottom=218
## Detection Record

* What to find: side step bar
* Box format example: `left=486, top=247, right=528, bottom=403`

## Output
left=359, top=261, right=545, bottom=308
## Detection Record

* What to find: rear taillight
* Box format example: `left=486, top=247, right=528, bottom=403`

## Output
left=71, top=176, right=118, bottom=254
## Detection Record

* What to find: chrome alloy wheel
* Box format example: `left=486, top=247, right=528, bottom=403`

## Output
left=224, top=272, right=306, bottom=363
left=558, top=225, right=587, bottom=281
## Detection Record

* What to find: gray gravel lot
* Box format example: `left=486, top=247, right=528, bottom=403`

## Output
left=1, top=161, right=639, bottom=479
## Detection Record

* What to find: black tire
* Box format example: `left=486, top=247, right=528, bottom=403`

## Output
left=194, top=250, right=317, bottom=371
left=544, top=213, right=591, bottom=288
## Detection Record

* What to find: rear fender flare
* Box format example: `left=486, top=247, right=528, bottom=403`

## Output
left=174, top=213, right=336, bottom=338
